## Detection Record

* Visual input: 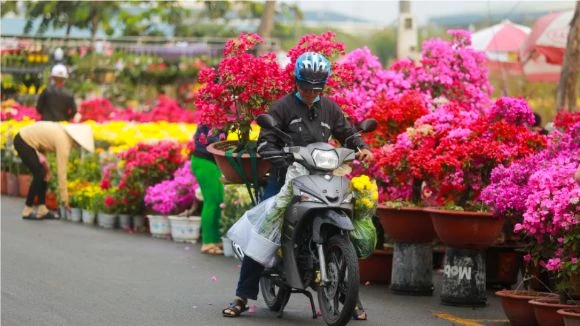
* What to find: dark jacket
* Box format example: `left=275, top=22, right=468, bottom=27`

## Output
left=257, top=93, right=369, bottom=167
left=36, top=85, right=77, bottom=122
left=192, top=125, right=220, bottom=162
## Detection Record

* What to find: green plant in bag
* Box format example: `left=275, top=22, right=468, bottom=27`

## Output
left=351, top=217, right=377, bottom=259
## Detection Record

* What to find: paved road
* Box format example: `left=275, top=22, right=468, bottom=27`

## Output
left=1, top=195, right=509, bottom=326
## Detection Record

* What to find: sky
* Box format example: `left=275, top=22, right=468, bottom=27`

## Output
left=293, top=0, right=577, bottom=24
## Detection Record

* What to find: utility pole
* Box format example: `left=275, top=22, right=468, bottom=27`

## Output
left=397, top=0, right=419, bottom=60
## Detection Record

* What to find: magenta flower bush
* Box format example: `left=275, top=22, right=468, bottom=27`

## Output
left=488, top=97, right=536, bottom=126
left=330, top=47, right=396, bottom=123
left=144, top=160, right=199, bottom=215
left=482, top=122, right=579, bottom=293
left=391, top=30, right=493, bottom=112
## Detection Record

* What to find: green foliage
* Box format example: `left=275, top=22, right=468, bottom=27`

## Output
left=20, top=1, right=121, bottom=38
left=0, top=1, right=18, bottom=17
left=117, top=1, right=190, bottom=37
left=368, top=28, right=397, bottom=66
left=201, top=0, right=232, bottom=20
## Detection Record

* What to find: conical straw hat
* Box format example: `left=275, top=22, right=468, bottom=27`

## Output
left=62, top=123, right=95, bottom=153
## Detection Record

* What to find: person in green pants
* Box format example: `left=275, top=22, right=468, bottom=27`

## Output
left=191, top=125, right=224, bottom=255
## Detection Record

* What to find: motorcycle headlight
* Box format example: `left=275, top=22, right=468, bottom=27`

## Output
left=311, top=149, right=339, bottom=170
left=300, top=191, right=323, bottom=203
left=342, top=192, right=354, bottom=204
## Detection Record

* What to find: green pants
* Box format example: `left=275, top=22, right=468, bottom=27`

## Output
left=191, top=156, right=224, bottom=244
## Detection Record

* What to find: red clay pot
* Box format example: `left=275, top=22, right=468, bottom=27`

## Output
left=18, top=174, right=33, bottom=197
left=206, top=141, right=270, bottom=184
left=557, top=308, right=580, bottom=326
left=45, top=191, right=58, bottom=210
left=425, top=207, right=504, bottom=249
left=495, top=290, right=558, bottom=326
left=1, top=171, right=7, bottom=194
left=6, top=172, right=19, bottom=196
left=486, top=245, right=524, bottom=289
left=376, top=205, right=437, bottom=243
left=529, top=296, right=580, bottom=326
left=358, top=247, right=393, bottom=285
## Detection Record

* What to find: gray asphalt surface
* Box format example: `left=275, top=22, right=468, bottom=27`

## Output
left=1, top=195, right=509, bottom=326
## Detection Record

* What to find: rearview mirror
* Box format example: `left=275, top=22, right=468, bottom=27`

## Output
left=359, top=119, right=377, bottom=133
left=256, top=114, right=277, bottom=130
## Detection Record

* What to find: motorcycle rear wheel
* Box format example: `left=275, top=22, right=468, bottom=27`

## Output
left=317, top=234, right=359, bottom=326
left=260, top=276, right=291, bottom=311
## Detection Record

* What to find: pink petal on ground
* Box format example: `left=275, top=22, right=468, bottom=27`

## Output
left=248, top=304, right=257, bottom=313
left=192, top=305, right=197, bottom=309
left=316, top=310, right=322, bottom=316
left=364, top=281, right=371, bottom=287
left=184, top=246, right=190, bottom=251
left=211, top=275, right=218, bottom=282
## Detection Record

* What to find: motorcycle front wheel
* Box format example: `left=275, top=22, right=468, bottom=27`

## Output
left=317, top=234, right=359, bottom=326
left=260, top=276, right=291, bottom=311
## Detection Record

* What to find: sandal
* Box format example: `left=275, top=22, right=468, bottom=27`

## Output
left=22, top=213, right=40, bottom=220
left=352, top=304, right=367, bottom=321
left=37, top=212, right=58, bottom=220
left=201, top=244, right=224, bottom=256
left=222, top=298, right=248, bottom=317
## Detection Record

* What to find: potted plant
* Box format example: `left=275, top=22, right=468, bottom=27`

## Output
left=104, top=141, right=184, bottom=234
left=77, top=183, right=101, bottom=225
left=484, top=116, right=579, bottom=325
left=195, top=33, right=290, bottom=182
left=67, top=179, right=85, bottom=222
left=220, top=184, right=253, bottom=257
left=197, top=32, right=351, bottom=183
left=144, top=160, right=199, bottom=241
left=410, top=98, right=545, bottom=245
left=515, top=121, right=580, bottom=325
left=98, top=188, right=119, bottom=229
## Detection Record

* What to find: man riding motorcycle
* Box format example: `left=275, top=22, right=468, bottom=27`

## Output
left=222, top=52, right=373, bottom=320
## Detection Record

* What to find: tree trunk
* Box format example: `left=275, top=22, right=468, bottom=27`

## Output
left=257, top=1, right=276, bottom=38
left=91, top=14, right=99, bottom=50
left=556, top=2, right=580, bottom=112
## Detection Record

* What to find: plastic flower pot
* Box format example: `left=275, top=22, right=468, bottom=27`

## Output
left=557, top=308, right=580, bottom=326
left=206, top=141, right=271, bottom=184
left=119, top=214, right=132, bottom=230
left=147, top=215, right=171, bottom=238
left=18, top=174, right=32, bottom=197
left=425, top=207, right=503, bottom=249
left=358, top=246, right=393, bottom=285
left=69, top=207, right=82, bottom=222
left=132, top=215, right=146, bottom=233
left=529, top=296, right=579, bottom=326
left=6, top=173, right=19, bottom=196
left=81, top=209, right=96, bottom=225
left=59, top=205, right=67, bottom=220
left=495, top=290, right=559, bottom=326
left=98, top=212, right=117, bottom=229
left=168, top=216, right=201, bottom=243
left=376, top=205, right=436, bottom=243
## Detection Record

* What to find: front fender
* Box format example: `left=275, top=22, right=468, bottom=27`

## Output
left=312, top=210, right=353, bottom=243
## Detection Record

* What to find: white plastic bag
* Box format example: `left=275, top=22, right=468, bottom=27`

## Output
left=227, top=163, right=309, bottom=267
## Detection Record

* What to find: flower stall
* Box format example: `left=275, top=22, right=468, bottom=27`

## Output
left=0, top=28, right=577, bottom=317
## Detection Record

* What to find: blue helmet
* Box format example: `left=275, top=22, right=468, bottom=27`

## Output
left=295, top=52, right=330, bottom=90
